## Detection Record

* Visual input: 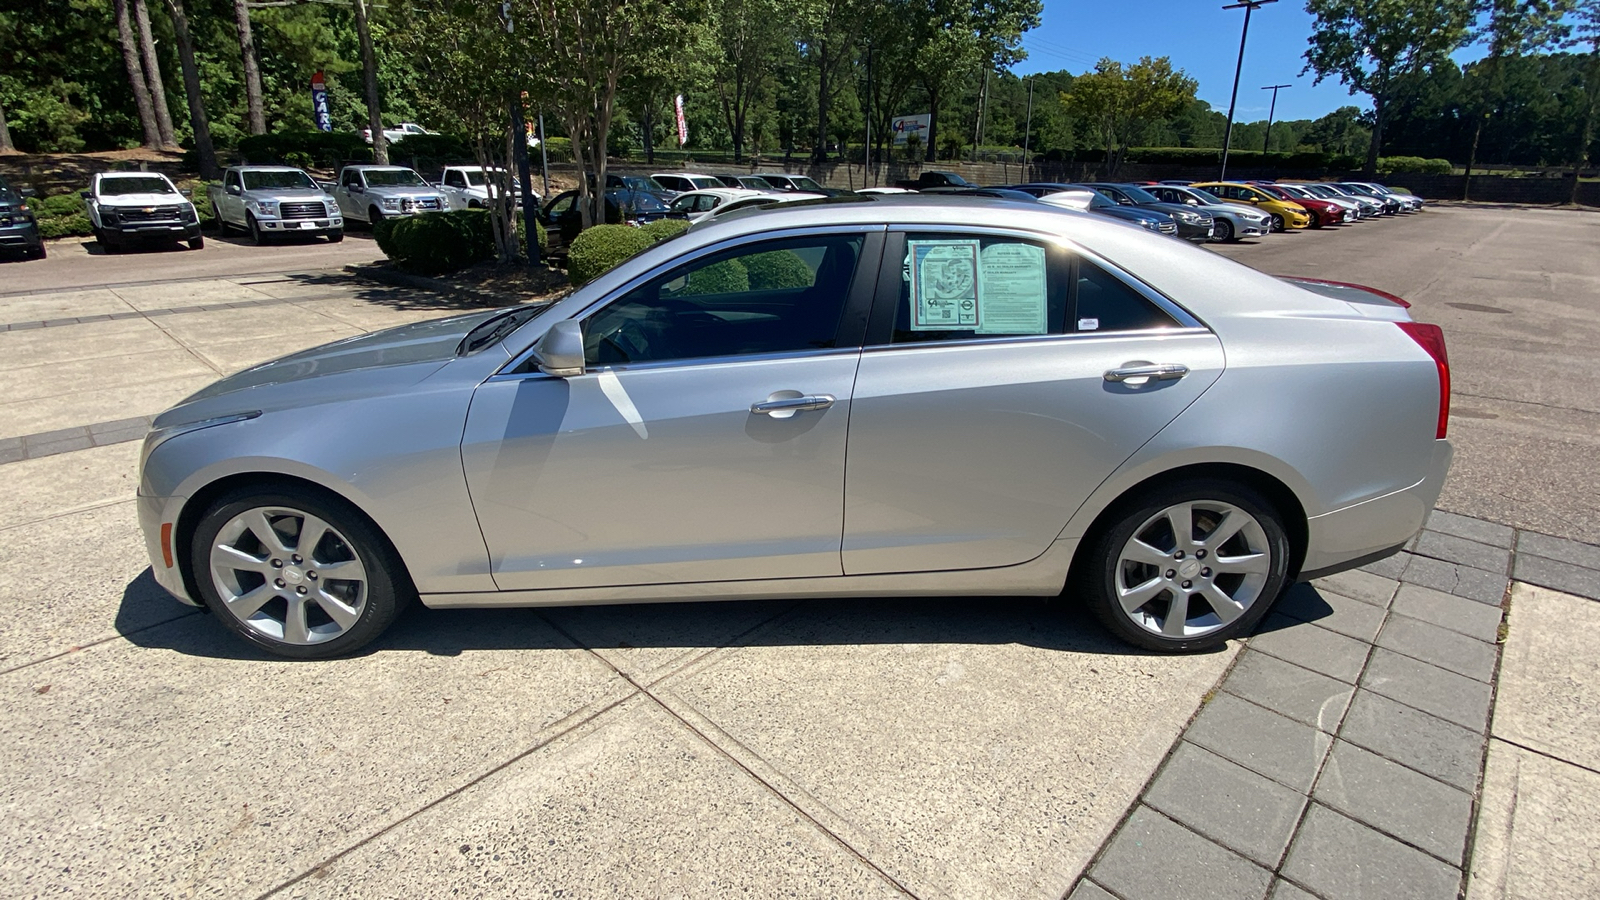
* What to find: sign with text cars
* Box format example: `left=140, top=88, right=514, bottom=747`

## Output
left=891, top=114, right=931, bottom=146
left=310, top=72, right=332, bottom=133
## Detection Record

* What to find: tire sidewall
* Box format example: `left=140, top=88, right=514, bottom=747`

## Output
left=1213, top=219, right=1233, bottom=242
left=1079, top=479, right=1292, bottom=653
left=188, top=486, right=411, bottom=659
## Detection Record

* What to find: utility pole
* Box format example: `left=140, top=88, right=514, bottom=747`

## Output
left=971, top=66, right=988, bottom=163
left=1021, top=77, right=1035, bottom=184
left=1219, top=0, right=1277, bottom=182
left=1261, top=84, right=1291, bottom=154
left=865, top=43, right=873, bottom=186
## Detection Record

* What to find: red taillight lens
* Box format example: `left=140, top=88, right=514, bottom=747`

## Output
left=1398, top=322, right=1450, bottom=439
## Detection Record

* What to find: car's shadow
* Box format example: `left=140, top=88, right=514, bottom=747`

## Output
left=116, top=568, right=1339, bottom=662
left=83, top=239, right=195, bottom=256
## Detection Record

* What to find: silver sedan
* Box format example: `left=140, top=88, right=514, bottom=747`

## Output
left=137, top=196, right=1453, bottom=658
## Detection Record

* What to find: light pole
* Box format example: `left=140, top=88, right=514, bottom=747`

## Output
left=1261, top=83, right=1291, bottom=154
left=1219, top=0, right=1277, bottom=182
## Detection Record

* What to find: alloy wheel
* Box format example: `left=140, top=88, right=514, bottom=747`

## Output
left=1113, top=500, right=1272, bottom=639
left=1270, top=214, right=1285, bottom=232
left=208, top=506, right=369, bottom=645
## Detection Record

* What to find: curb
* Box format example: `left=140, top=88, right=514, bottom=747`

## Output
left=343, top=264, right=511, bottom=308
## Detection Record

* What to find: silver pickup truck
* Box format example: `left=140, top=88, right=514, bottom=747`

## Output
left=208, top=166, right=343, bottom=244
left=326, top=165, right=446, bottom=226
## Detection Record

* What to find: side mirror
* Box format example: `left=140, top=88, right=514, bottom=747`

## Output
left=227, top=184, right=240, bottom=195
left=81, top=190, right=92, bottom=200
left=535, top=320, right=586, bottom=377
left=182, top=188, right=194, bottom=199
left=1186, top=199, right=1199, bottom=206
left=20, top=187, right=37, bottom=198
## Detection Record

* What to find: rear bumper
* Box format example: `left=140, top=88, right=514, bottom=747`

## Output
left=1299, top=439, right=1454, bottom=579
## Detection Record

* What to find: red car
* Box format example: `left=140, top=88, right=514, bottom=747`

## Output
left=1250, top=182, right=1348, bottom=228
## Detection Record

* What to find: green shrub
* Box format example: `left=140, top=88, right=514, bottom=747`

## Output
left=685, top=258, right=749, bottom=295
left=1377, top=156, right=1453, bottom=175
left=568, top=224, right=654, bottom=285
left=36, top=212, right=92, bottom=239
left=744, top=250, right=813, bottom=290
left=36, top=193, right=85, bottom=217
left=638, top=218, right=691, bottom=242
left=388, top=132, right=473, bottom=163
left=380, top=209, right=496, bottom=274
left=514, top=214, right=549, bottom=254
left=238, top=131, right=373, bottom=168
left=540, top=136, right=573, bottom=161
left=372, top=215, right=401, bottom=258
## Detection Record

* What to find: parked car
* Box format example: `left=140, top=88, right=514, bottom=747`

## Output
left=1008, top=183, right=1179, bottom=237
left=539, top=188, right=683, bottom=247
left=1269, top=182, right=1368, bottom=221
left=1248, top=182, right=1349, bottom=228
left=435, top=165, right=538, bottom=212
left=893, top=171, right=975, bottom=191
left=209, top=166, right=342, bottom=245
left=1142, top=184, right=1271, bottom=242
left=1190, top=182, right=1311, bottom=232
left=1324, top=183, right=1401, bottom=215
left=1301, top=183, right=1383, bottom=218
left=361, top=122, right=436, bottom=144
left=757, top=173, right=852, bottom=197
left=651, top=172, right=725, bottom=193
left=701, top=191, right=828, bottom=221
left=84, top=171, right=203, bottom=252
left=1085, top=183, right=1216, bottom=243
left=327, top=165, right=446, bottom=226
left=666, top=188, right=768, bottom=222
left=0, top=175, right=44, bottom=260
left=1346, top=182, right=1424, bottom=212
left=713, top=174, right=782, bottom=191
left=943, top=188, right=1042, bottom=202
left=855, top=187, right=915, bottom=195
left=137, top=195, right=1452, bottom=659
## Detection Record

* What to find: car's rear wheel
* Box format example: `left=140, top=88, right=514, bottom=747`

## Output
left=1270, top=213, right=1286, bottom=232
left=1212, top=219, right=1234, bottom=242
left=190, top=485, right=412, bottom=659
left=1075, top=480, right=1291, bottom=653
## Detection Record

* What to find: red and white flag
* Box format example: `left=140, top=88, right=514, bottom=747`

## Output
left=675, top=95, right=688, bottom=147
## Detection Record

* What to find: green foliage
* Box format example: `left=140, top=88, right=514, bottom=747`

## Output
left=379, top=209, right=496, bottom=274
left=1376, top=156, right=1454, bottom=174
left=35, top=193, right=85, bottom=218
left=372, top=215, right=401, bottom=258
left=35, top=212, right=91, bottom=239
left=238, top=131, right=373, bottom=167
left=567, top=224, right=655, bottom=286
left=1064, top=56, right=1199, bottom=170
left=515, top=215, right=550, bottom=255
left=743, top=249, right=813, bottom=289
left=387, top=133, right=473, bottom=163
left=684, top=258, right=750, bottom=295
left=638, top=218, right=691, bottom=241
left=540, top=136, right=574, bottom=161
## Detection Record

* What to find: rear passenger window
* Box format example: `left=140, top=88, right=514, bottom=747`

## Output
left=886, top=233, right=1069, bottom=343
left=1075, top=260, right=1179, bottom=333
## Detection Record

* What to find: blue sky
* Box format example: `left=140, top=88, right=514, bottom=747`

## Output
left=1015, top=1, right=1487, bottom=123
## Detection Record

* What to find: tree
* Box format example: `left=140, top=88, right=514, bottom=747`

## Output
left=231, top=0, right=267, bottom=134
left=0, top=99, right=14, bottom=153
left=111, top=0, right=163, bottom=148
left=353, top=0, right=388, bottom=164
left=1569, top=1, right=1600, bottom=201
left=713, top=0, right=794, bottom=162
left=1064, top=56, right=1197, bottom=174
left=1304, top=0, right=1477, bottom=174
left=797, top=0, right=872, bottom=161
left=900, top=0, right=1040, bottom=162
left=165, top=0, right=219, bottom=179
left=1462, top=1, right=1571, bottom=196
left=132, top=0, right=178, bottom=147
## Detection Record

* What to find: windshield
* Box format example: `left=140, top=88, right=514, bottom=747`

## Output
left=791, top=176, right=825, bottom=191
left=1188, top=187, right=1224, bottom=205
left=688, top=176, right=721, bottom=189
left=1275, top=184, right=1309, bottom=198
left=459, top=304, right=558, bottom=355
left=742, top=177, right=774, bottom=189
left=363, top=169, right=428, bottom=187
left=1116, top=185, right=1161, bottom=204
left=623, top=176, right=662, bottom=191
left=100, top=176, right=176, bottom=196
left=624, top=192, right=670, bottom=212
left=1081, top=191, right=1114, bottom=210
left=243, top=170, right=318, bottom=191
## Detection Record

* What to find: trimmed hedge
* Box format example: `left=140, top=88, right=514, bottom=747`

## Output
left=686, top=259, right=750, bottom=294
left=238, top=131, right=373, bottom=167
left=568, top=224, right=655, bottom=286
left=36, top=193, right=85, bottom=217
left=386, top=132, right=473, bottom=162
left=378, top=209, right=495, bottom=274
left=638, top=218, right=691, bottom=241
left=745, top=250, right=813, bottom=290
left=37, top=212, right=91, bottom=239
left=1377, top=156, right=1453, bottom=175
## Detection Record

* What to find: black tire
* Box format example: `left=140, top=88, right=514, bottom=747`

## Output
left=1072, top=478, right=1293, bottom=653
left=368, top=206, right=384, bottom=228
left=1269, top=213, right=1285, bottom=233
left=189, top=484, right=414, bottom=660
left=98, top=229, right=122, bottom=253
left=247, top=213, right=265, bottom=245
left=327, top=230, right=344, bottom=243
left=1212, top=219, right=1234, bottom=242
left=188, top=235, right=205, bottom=250
left=27, top=242, right=46, bottom=260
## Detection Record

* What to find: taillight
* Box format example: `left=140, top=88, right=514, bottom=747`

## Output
left=1398, top=322, right=1450, bottom=439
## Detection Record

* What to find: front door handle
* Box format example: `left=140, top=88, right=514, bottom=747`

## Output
left=751, top=393, right=836, bottom=417
left=1104, top=363, right=1189, bottom=385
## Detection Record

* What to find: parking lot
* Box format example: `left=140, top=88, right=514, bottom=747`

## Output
left=2, top=203, right=1598, bottom=899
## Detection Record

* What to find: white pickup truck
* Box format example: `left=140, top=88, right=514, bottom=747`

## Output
left=435, top=165, right=540, bottom=211
left=361, top=122, right=436, bottom=144
left=326, top=165, right=447, bottom=226
left=83, top=171, right=203, bottom=253
left=207, top=165, right=343, bottom=244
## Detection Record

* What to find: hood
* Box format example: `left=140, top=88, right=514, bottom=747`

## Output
left=252, top=187, right=333, bottom=200
left=99, top=192, right=188, bottom=207
left=1101, top=207, right=1165, bottom=225
left=365, top=185, right=443, bottom=197
left=171, top=308, right=503, bottom=411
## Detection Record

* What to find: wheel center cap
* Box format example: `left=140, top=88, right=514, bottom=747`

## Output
left=1179, top=560, right=1202, bottom=579
left=282, top=566, right=306, bottom=585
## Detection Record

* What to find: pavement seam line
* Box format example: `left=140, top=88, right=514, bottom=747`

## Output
left=253, top=685, right=642, bottom=900
left=0, top=609, right=203, bottom=677
left=1488, top=736, right=1600, bottom=779
left=539, top=615, right=924, bottom=900
left=0, top=497, right=137, bottom=533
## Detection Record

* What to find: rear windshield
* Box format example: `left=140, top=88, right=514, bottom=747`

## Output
left=100, top=176, right=176, bottom=196
left=243, top=170, right=317, bottom=190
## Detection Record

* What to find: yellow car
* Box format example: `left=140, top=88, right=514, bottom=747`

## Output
left=1191, top=182, right=1311, bottom=232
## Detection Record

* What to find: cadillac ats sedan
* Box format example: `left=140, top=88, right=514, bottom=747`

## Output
left=137, top=196, right=1452, bottom=658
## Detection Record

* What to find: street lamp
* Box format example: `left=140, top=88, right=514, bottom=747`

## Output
left=1261, top=83, right=1291, bottom=154
left=1219, top=0, right=1278, bottom=182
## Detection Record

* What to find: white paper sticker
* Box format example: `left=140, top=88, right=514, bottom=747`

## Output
left=976, top=243, right=1048, bottom=335
left=1078, top=317, right=1100, bottom=331
left=908, top=239, right=980, bottom=329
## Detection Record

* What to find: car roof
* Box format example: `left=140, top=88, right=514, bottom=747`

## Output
left=653, top=172, right=717, bottom=178
left=98, top=171, right=173, bottom=179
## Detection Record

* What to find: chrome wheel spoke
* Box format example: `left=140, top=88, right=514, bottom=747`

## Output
left=210, top=504, right=369, bottom=647
left=1119, top=576, right=1166, bottom=614
left=316, top=557, right=366, bottom=583
left=315, top=592, right=360, bottom=630
left=1165, top=503, right=1195, bottom=552
left=1203, top=583, right=1246, bottom=624
left=1123, top=538, right=1172, bottom=568
left=225, top=583, right=275, bottom=619
left=1201, top=511, right=1247, bottom=550
left=1214, top=552, right=1270, bottom=575
left=1163, top=591, right=1191, bottom=636
left=296, top=515, right=331, bottom=557
left=245, top=509, right=292, bottom=555
left=282, top=596, right=311, bottom=644
left=212, top=543, right=271, bottom=574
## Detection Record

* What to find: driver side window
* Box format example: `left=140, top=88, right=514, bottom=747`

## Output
left=582, top=233, right=865, bottom=367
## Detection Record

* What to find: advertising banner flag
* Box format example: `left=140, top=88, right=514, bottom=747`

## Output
left=311, top=72, right=332, bottom=133
left=675, top=94, right=688, bottom=146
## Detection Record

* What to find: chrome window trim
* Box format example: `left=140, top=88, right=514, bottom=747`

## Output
left=498, top=224, right=885, bottom=377
left=860, top=326, right=1211, bottom=356
left=882, top=223, right=1207, bottom=334
left=487, top=346, right=864, bottom=384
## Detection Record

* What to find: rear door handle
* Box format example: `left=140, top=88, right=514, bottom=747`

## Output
left=1104, top=364, right=1189, bottom=384
left=751, top=394, right=836, bottom=417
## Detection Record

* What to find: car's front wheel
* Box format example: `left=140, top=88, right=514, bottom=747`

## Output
left=190, top=485, right=413, bottom=659
left=1212, top=219, right=1234, bottom=242
left=1075, top=480, right=1291, bottom=653
left=1270, top=214, right=1286, bottom=232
